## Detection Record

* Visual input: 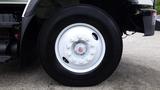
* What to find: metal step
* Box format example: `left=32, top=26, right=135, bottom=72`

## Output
left=0, top=22, right=19, bottom=28
left=0, top=41, right=15, bottom=63
left=0, top=14, right=19, bottom=28
left=0, top=56, right=11, bottom=63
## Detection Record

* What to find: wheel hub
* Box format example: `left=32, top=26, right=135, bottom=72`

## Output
left=74, top=42, right=87, bottom=55
left=55, top=23, right=106, bottom=73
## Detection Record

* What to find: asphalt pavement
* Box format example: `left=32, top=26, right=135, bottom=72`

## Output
left=0, top=31, right=159, bottom=90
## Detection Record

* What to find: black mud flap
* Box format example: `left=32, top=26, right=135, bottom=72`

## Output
left=142, top=9, right=157, bottom=36
left=156, top=17, right=160, bottom=31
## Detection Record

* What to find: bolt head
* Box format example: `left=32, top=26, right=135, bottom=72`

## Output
left=66, top=45, right=71, bottom=49
left=87, top=56, right=94, bottom=61
left=78, top=36, right=82, bottom=40
left=90, top=45, right=95, bottom=48
left=75, top=61, right=81, bottom=65
left=79, top=60, right=84, bottom=64
left=90, top=53, right=95, bottom=55
left=86, top=39, right=89, bottom=42
left=70, top=39, right=75, bottom=42
left=82, top=60, right=88, bottom=65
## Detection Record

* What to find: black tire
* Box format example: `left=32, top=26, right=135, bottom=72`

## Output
left=38, top=5, right=123, bottom=86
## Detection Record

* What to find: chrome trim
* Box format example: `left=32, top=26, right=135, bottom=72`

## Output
left=22, top=0, right=31, bottom=17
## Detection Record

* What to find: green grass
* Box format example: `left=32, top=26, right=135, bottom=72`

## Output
left=156, top=0, right=160, bottom=14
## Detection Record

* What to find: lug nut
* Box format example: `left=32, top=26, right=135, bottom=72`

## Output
left=78, top=36, right=82, bottom=40
left=68, top=58, right=73, bottom=63
left=91, top=53, right=95, bottom=55
left=90, top=45, right=95, bottom=48
left=67, top=54, right=71, bottom=57
left=87, top=59, right=92, bottom=62
left=70, top=39, right=75, bottom=42
left=66, top=46, right=71, bottom=49
left=88, top=55, right=94, bottom=61
left=82, top=60, right=88, bottom=65
left=79, top=60, right=84, bottom=64
left=65, top=51, right=71, bottom=57
left=66, top=43, right=72, bottom=49
left=86, top=39, right=89, bottom=42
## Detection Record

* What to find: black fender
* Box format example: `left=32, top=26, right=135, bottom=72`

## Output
left=20, top=0, right=78, bottom=66
left=21, top=0, right=78, bottom=43
left=20, top=0, right=39, bottom=66
left=21, top=0, right=39, bottom=39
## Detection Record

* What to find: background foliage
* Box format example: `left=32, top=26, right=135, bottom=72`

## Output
left=156, top=0, right=160, bottom=14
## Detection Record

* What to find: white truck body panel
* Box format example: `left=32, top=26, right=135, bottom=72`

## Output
left=0, top=0, right=28, bottom=4
left=129, top=0, right=154, bottom=6
left=137, top=0, right=153, bottom=6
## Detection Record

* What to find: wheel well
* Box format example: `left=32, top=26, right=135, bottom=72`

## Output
left=35, top=0, right=131, bottom=32
left=23, top=0, right=131, bottom=47
left=23, top=0, right=130, bottom=49
left=80, top=0, right=132, bottom=32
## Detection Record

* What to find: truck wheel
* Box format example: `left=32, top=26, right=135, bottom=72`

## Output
left=38, top=5, right=123, bottom=86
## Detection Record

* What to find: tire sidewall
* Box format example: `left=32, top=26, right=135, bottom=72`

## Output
left=39, top=5, right=122, bottom=86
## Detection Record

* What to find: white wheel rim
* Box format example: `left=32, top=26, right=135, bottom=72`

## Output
left=55, top=23, right=106, bottom=73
